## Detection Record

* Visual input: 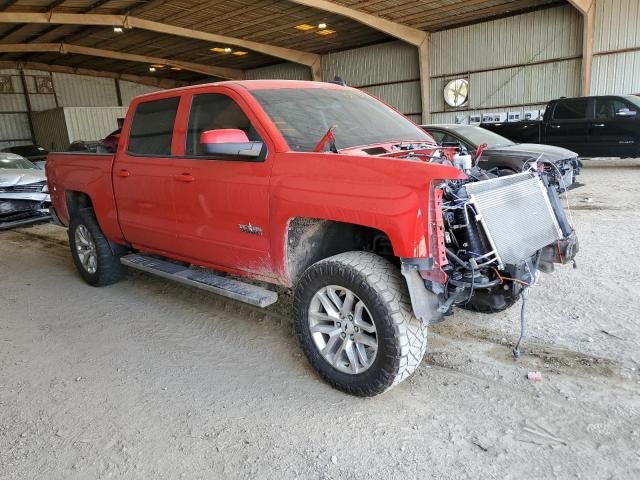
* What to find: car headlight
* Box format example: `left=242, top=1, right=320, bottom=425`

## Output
left=42, top=184, right=49, bottom=193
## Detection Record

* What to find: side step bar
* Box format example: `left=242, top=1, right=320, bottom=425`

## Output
left=120, top=254, right=278, bottom=308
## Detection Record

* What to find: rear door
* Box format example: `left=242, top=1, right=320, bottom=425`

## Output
left=544, top=99, right=589, bottom=155
left=591, top=97, right=639, bottom=157
left=171, top=89, right=273, bottom=276
left=113, top=95, right=181, bottom=254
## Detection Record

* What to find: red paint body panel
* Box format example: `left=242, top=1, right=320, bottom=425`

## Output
left=46, top=80, right=466, bottom=287
left=200, top=128, right=249, bottom=144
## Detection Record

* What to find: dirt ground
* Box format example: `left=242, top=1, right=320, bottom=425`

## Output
left=1, top=161, right=639, bottom=480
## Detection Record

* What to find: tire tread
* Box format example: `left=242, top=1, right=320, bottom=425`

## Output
left=294, top=251, right=428, bottom=396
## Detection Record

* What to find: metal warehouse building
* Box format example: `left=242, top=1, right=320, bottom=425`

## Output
left=0, top=0, right=638, bottom=149
left=2, top=2, right=640, bottom=478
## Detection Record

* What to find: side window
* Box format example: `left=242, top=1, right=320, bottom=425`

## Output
left=186, top=93, right=262, bottom=156
left=552, top=99, right=588, bottom=121
left=612, top=99, right=637, bottom=118
left=428, top=130, right=446, bottom=144
left=128, top=97, right=180, bottom=155
left=594, top=99, right=614, bottom=120
left=441, top=133, right=462, bottom=147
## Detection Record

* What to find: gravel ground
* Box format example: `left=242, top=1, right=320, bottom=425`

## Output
left=1, top=160, right=639, bottom=479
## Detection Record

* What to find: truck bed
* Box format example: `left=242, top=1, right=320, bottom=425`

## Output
left=45, top=152, right=124, bottom=243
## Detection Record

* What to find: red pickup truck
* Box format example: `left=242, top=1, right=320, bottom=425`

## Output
left=46, top=80, right=578, bottom=396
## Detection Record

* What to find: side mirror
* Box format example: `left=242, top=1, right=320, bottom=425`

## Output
left=199, top=129, right=263, bottom=160
left=616, top=108, right=637, bottom=117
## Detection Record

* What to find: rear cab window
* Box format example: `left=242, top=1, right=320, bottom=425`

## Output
left=551, top=99, right=589, bottom=121
left=127, top=97, right=180, bottom=156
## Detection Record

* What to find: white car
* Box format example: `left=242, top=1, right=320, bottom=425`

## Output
left=0, top=153, right=51, bottom=230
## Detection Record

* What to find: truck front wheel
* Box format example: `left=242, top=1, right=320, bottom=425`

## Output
left=68, top=209, right=127, bottom=286
left=294, top=252, right=428, bottom=396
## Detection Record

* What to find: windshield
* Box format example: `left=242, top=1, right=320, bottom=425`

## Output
left=624, top=95, right=640, bottom=109
left=454, top=126, right=515, bottom=149
left=251, top=87, right=433, bottom=152
left=0, top=155, right=38, bottom=169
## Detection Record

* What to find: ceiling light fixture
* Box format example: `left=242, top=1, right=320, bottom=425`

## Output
left=170, top=66, right=182, bottom=71
left=149, top=67, right=156, bottom=72
left=113, top=26, right=123, bottom=33
left=224, top=47, right=232, bottom=53
left=294, top=23, right=315, bottom=31
left=316, top=28, right=336, bottom=36
left=232, top=51, right=248, bottom=56
left=318, top=23, right=327, bottom=29
left=150, top=64, right=165, bottom=69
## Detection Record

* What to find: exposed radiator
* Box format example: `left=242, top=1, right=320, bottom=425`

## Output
left=465, top=173, right=562, bottom=267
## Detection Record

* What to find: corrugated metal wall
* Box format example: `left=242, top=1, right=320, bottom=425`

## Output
left=594, top=0, right=640, bottom=53
left=591, top=0, right=640, bottom=95
left=245, top=63, right=312, bottom=80
left=430, top=6, right=581, bottom=76
left=32, top=106, right=127, bottom=151
left=430, top=5, right=582, bottom=124
left=323, top=41, right=421, bottom=117
left=64, top=107, right=127, bottom=143
left=245, top=41, right=422, bottom=118
left=31, top=108, right=68, bottom=152
left=51, top=72, right=119, bottom=107
left=119, top=80, right=162, bottom=105
left=0, top=69, right=161, bottom=148
left=0, top=70, right=24, bottom=149
left=322, top=41, right=419, bottom=86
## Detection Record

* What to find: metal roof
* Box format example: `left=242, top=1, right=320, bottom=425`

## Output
left=0, top=0, right=565, bottom=83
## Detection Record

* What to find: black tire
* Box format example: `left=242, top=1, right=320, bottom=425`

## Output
left=68, top=208, right=127, bottom=286
left=293, top=251, right=428, bottom=396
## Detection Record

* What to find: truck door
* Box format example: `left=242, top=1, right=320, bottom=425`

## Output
left=544, top=98, right=589, bottom=155
left=590, top=97, right=639, bottom=157
left=113, top=96, right=180, bottom=255
left=172, top=91, right=273, bottom=276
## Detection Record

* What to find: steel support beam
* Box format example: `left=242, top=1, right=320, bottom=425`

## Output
left=0, top=61, right=184, bottom=88
left=0, top=12, right=321, bottom=72
left=0, top=43, right=243, bottom=79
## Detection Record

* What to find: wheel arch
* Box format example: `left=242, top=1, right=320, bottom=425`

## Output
left=284, top=217, right=396, bottom=286
left=65, top=190, right=94, bottom=218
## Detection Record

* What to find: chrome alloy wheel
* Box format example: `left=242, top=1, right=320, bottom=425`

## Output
left=308, top=285, right=378, bottom=374
left=75, top=224, right=98, bottom=274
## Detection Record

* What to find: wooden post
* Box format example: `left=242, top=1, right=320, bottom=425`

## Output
left=569, top=0, right=596, bottom=96
left=114, top=78, right=123, bottom=106
left=418, top=36, right=431, bottom=124
left=18, top=69, right=35, bottom=144
left=581, top=4, right=595, bottom=96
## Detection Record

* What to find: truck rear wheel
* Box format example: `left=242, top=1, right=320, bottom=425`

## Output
left=68, top=209, right=127, bottom=286
left=293, top=252, right=428, bottom=396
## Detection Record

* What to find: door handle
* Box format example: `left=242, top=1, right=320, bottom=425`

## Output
left=117, top=169, right=130, bottom=178
left=174, top=173, right=195, bottom=183
left=592, top=123, right=605, bottom=127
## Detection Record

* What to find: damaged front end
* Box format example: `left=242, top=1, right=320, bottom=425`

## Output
left=0, top=179, right=51, bottom=230
left=403, top=169, right=577, bottom=325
